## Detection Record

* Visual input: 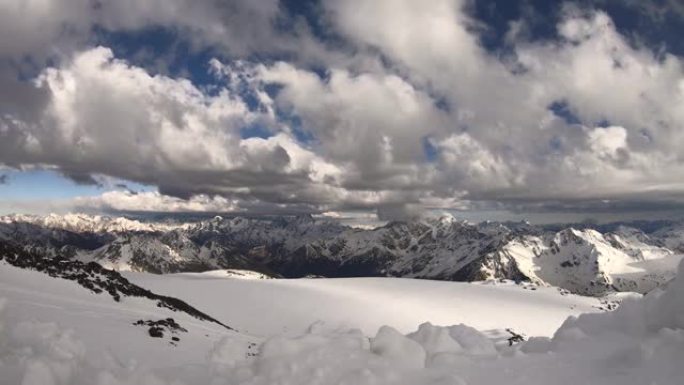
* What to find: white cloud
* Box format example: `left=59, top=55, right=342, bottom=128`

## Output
left=2, top=1, right=684, bottom=219
left=73, top=191, right=240, bottom=213
left=320, top=1, right=684, bottom=208
left=0, top=47, right=346, bottom=212
left=259, top=62, right=447, bottom=190
left=437, top=133, right=519, bottom=192
left=587, top=126, right=628, bottom=160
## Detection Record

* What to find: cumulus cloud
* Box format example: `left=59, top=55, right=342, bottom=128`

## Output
left=1, top=0, right=684, bottom=219
left=73, top=191, right=240, bottom=213
left=324, top=1, right=684, bottom=205
left=587, top=126, right=629, bottom=160
left=0, top=47, right=343, bottom=205
left=258, top=61, right=447, bottom=190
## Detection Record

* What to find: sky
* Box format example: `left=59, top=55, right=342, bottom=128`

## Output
left=1, top=0, right=684, bottom=224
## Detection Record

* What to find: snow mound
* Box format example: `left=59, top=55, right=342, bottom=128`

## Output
left=509, top=259, right=684, bottom=384
left=372, top=326, right=427, bottom=369
left=0, top=300, right=164, bottom=385
left=223, top=322, right=471, bottom=385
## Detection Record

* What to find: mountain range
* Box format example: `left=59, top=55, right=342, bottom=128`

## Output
left=1, top=213, right=682, bottom=295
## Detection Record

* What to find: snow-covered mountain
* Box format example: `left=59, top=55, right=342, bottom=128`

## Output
left=1, top=213, right=681, bottom=295
left=0, top=213, right=187, bottom=233
left=490, top=227, right=679, bottom=295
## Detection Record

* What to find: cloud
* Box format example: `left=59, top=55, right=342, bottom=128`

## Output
left=70, top=190, right=344, bottom=216
left=323, top=2, right=684, bottom=205
left=587, top=126, right=629, bottom=160
left=73, top=190, right=240, bottom=214
left=0, top=47, right=353, bottom=212
left=258, top=61, right=447, bottom=190
left=0, top=0, right=296, bottom=59
left=1, top=1, right=684, bottom=220
left=0, top=174, right=7, bottom=185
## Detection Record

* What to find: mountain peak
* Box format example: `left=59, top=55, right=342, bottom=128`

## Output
left=2, top=213, right=681, bottom=295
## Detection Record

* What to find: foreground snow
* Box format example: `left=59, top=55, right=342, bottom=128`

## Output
left=2, top=261, right=684, bottom=384
left=0, top=265, right=243, bottom=373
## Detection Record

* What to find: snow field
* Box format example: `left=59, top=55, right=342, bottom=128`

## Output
left=2, top=260, right=684, bottom=384
left=124, top=271, right=606, bottom=337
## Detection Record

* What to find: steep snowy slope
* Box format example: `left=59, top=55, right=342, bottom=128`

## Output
left=652, top=222, right=684, bottom=252
left=491, top=228, right=680, bottom=295
left=606, top=225, right=673, bottom=260
left=86, top=233, right=216, bottom=273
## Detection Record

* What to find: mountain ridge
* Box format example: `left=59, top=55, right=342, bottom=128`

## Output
left=1, top=213, right=682, bottom=295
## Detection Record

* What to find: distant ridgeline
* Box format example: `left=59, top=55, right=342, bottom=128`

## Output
left=1, top=213, right=683, bottom=296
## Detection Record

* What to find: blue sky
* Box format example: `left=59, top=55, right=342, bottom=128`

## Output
left=0, top=169, right=153, bottom=201
left=1, top=0, right=684, bottom=222
left=0, top=170, right=104, bottom=200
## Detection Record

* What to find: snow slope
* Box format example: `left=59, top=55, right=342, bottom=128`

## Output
left=0, top=264, right=244, bottom=370
left=3, top=257, right=684, bottom=384
left=494, top=228, right=680, bottom=295
left=123, top=271, right=606, bottom=338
